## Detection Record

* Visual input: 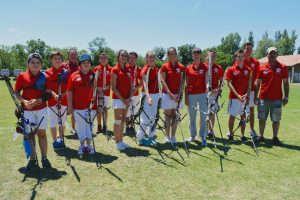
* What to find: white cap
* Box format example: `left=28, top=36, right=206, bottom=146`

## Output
left=266, top=47, right=278, bottom=54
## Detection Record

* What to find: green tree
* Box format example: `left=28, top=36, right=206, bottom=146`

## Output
left=11, top=44, right=27, bottom=70
left=177, top=44, right=196, bottom=66
left=247, top=31, right=255, bottom=46
left=297, top=46, right=300, bottom=54
left=153, top=47, right=166, bottom=60
left=26, top=39, right=50, bottom=69
left=275, top=29, right=297, bottom=55
left=217, top=32, right=241, bottom=55
left=254, top=31, right=274, bottom=58
left=0, top=45, right=13, bottom=71
left=88, top=37, right=107, bottom=65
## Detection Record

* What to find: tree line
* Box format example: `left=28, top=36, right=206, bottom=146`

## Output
left=0, top=29, right=298, bottom=72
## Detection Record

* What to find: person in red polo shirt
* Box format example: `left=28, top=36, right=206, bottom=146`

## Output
left=136, top=51, right=161, bottom=146
left=93, top=53, right=112, bottom=134
left=185, top=48, right=208, bottom=146
left=125, top=52, right=142, bottom=135
left=15, top=53, right=52, bottom=170
left=111, top=50, right=132, bottom=151
left=46, top=51, right=68, bottom=150
left=206, top=50, right=224, bottom=139
left=226, top=49, right=251, bottom=142
left=243, top=42, right=260, bottom=139
left=161, top=47, right=185, bottom=144
left=62, top=49, right=79, bottom=135
left=67, top=54, right=96, bottom=155
left=255, top=47, right=289, bottom=145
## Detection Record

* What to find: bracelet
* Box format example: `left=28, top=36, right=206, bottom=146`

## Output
left=284, top=97, right=289, bottom=100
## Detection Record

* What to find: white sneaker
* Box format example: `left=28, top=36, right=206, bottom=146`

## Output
left=121, top=141, right=131, bottom=149
left=78, top=145, right=84, bottom=155
left=71, top=128, right=77, bottom=135
left=87, top=145, right=95, bottom=154
left=164, top=136, right=171, bottom=144
left=116, top=142, right=125, bottom=151
left=171, top=136, right=177, bottom=144
left=186, top=137, right=195, bottom=142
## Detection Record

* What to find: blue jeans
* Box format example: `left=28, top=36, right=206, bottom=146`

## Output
left=188, top=93, right=208, bottom=138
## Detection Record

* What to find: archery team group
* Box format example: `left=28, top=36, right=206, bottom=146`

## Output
left=12, top=42, right=289, bottom=170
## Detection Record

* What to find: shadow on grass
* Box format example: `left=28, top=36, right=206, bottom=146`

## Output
left=18, top=166, right=67, bottom=200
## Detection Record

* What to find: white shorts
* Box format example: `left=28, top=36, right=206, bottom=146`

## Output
left=228, top=99, right=250, bottom=117
left=48, top=105, right=67, bottom=128
left=249, top=91, right=255, bottom=108
left=24, top=108, right=48, bottom=130
left=98, top=96, right=110, bottom=108
left=112, top=99, right=126, bottom=109
left=127, top=95, right=140, bottom=117
left=161, top=93, right=183, bottom=110
left=74, top=109, right=97, bottom=142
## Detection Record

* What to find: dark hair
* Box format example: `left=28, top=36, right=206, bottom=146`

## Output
left=243, top=42, right=254, bottom=49
left=68, top=49, right=77, bottom=55
left=192, top=48, right=202, bottom=54
left=99, top=52, right=108, bottom=58
left=129, top=52, right=138, bottom=58
left=167, top=47, right=177, bottom=56
left=50, top=51, right=63, bottom=59
left=146, top=51, right=156, bottom=58
left=27, top=53, right=43, bottom=64
left=117, top=49, right=128, bottom=63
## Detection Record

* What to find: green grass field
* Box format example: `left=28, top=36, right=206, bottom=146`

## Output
left=0, top=82, right=299, bottom=200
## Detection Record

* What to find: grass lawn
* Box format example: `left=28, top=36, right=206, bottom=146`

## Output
left=0, top=81, right=299, bottom=200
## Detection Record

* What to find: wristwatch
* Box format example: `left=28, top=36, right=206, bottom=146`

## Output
left=284, top=97, right=289, bottom=101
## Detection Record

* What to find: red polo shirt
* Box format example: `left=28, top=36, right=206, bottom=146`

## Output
left=226, top=63, right=251, bottom=99
left=93, top=64, right=112, bottom=96
left=211, top=63, right=224, bottom=90
left=244, top=57, right=259, bottom=91
left=140, top=65, right=159, bottom=94
left=186, top=63, right=207, bottom=94
left=161, top=61, right=185, bottom=94
left=257, top=61, right=288, bottom=100
left=15, top=70, right=47, bottom=111
left=111, top=64, right=131, bottom=99
left=67, top=70, right=96, bottom=110
left=46, top=66, right=68, bottom=107
left=127, top=64, right=142, bottom=96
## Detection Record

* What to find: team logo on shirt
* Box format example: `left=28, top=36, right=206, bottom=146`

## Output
left=244, top=70, right=249, bottom=75
left=90, top=75, right=93, bottom=80
left=176, top=68, right=180, bottom=73
left=275, top=68, right=281, bottom=74
left=263, top=70, right=269, bottom=74
left=198, top=69, right=204, bottom=74
left=233, top=71, right=238, bottom=76
left=127, top=72, right=131, bottom=77
left=251, top=63, right=255, bottom=69
left=214, top=68, right=218, bottom=73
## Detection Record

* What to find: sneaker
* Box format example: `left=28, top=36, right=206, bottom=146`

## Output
left=171, top=136, right=177, bottom=144
left=102, top=125, right=107, bottom=134
left=186, top=137, right=195, bottom=143
left=78, top=145, right=84, bottom=155
left=258, top=136, right=265, bottom=143
left=164, top=136, right=171, bottom=144
left=129, top=127, right=136, bottom=135
left=201, top=138, right=207, bottom=147
left=71, top=128, right=77, bottom=135
left=207, top=131, right=214, bottom=139
left=25, top=159, right=38, bottom=171
left=121, top=141, right=131, bottom=149
left=116, top=142, right=126, bottom=150
left=97, top=125, right=102, bottom=133
left=240, top=136, right=248, bottom=142
left=53, top=141, right=61, bottom=150
left=82, top=146, right=90, bottom=154
left=250, top=130, right=258, bottom=140
left=227, top=132, right=234, bottom=141
left=139, top=138, right=152, bottom=146
left=149, top=137, right=157, bottom=145
left=41, top=158, right=52, bottom=168
left=272, top=137, right=282, bottom=146
left=87, top=145, right=95, bottom=154
left=59, top=139, right=66, bottom=148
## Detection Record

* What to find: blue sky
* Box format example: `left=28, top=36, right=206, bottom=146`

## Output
left=0, top=0, right=299, bottom=55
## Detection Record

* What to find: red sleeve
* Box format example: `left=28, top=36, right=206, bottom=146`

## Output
left=219, top=66, right=224, bottom=79
left=45, top=73, right=53, bottom=90
left=160, top=64, right=167, bottom=73
left=15, top=74, right=23, bottom=92
left=226, top=67, right=232, bottom=80
left=140, top=67, right=147, bottom=77
left=282, top=65, right=288, bottom=79
left=67, top=74, right=74, bottom=91
left=111, top=67, right=118, bottom=75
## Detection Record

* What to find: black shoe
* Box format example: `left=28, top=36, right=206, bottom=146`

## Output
left=102, top=125, right=107, bottom=134
left=42, top=158, right=52, bottom=169
left=25, top=159, right=38, bottom=171
left=207, top=133, right=213, bottom=139
left=240, top=136, right=248, bottom=142
left=129, top=127, right=136, bottom=135
left=258, top=136, right=265, bottom=143
left=227, top=134, right=234, bottom=141
left=272, top=137, right=282, bottom=146
left=97, top=125, right=102, bottom=133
